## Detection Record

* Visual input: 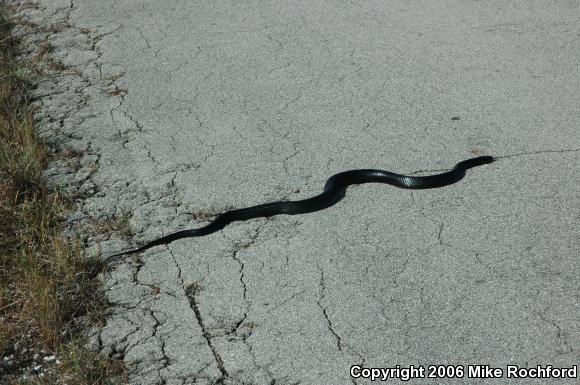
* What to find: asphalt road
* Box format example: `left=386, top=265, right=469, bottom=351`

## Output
left=22, top=0, right=579, bottom=384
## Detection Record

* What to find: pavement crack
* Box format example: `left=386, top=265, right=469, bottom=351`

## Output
left=134, top=24, right=153, bottom=50
left=277, top=93, right=302, bottom=114
left=223, top=224, right=267, bottom=337
left=408, top=167, right=449, bottom=175
left=436, top=222, right=448, bottom=246
left=150, top=311, right=171, bottom=370
left=185, top=283, right=229, bottom=380
left=131, top=255, right=145, bottom=286
left=229, top=246, right=248, bottom=335
left=266, top=289, right=306, bottom=314
left=122, top=109, right=144, bottom=132
left=495, top=148, right=579, bottom=159
left=407, top=148, right=578, bottom=175
left=316, top=265, right=342, bottom=352
left=536, top=311, right=572, bottom=355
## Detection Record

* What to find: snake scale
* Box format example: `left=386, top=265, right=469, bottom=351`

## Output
left=108, top=156, right=494, bottom=258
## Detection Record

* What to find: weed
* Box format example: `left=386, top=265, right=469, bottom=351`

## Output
left=0, top=1, right=125, bottom=383
left=87, top=213, right=133, bottom=239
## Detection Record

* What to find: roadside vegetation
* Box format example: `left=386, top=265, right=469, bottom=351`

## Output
left=0, top=1, right=125, bottom=383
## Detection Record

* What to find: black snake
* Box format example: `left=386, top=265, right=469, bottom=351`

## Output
left=108, top=156, right=494, bottom=258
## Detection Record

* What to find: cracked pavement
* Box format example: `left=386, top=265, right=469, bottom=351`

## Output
left=13, top=0, right=580, bottom=384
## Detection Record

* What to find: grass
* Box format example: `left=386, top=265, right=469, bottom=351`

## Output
left=0, top=1, right=126, bottom=383
left=86, top=213, right=133, bottom=239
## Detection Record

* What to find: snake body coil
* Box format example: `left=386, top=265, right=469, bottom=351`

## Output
left=109, top=156, right=494, bottom=258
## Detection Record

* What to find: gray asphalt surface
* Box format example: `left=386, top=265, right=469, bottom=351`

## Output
left=18, top=0, right=579, bottom=384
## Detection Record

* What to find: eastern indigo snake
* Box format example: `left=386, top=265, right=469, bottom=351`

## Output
left=109, top=156, right=494, bottom=258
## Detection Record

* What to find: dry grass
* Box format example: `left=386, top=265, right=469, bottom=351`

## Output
left=86, top=213, right=133, bottom=239
left=0, top=1, right=125, bottom=383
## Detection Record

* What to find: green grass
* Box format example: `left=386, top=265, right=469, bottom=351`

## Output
left=0, top=1, right=126, bottom=383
